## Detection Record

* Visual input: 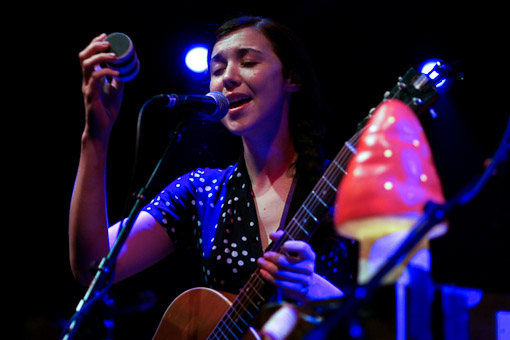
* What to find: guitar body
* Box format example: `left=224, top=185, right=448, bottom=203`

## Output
left=152, top=287, right=260, bottom=340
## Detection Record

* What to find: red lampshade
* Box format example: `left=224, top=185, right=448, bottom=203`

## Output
left=334, top=99, right=447, bottom=284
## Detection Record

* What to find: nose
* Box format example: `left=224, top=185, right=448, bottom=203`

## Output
left=222, top=63, right=241, bottom=90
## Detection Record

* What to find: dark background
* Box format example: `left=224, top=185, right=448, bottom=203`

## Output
left=11, top=1, right=509, bottom=339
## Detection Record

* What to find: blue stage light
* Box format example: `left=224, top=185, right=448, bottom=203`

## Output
left=185, top=46, right=208, bottom=73
left=419, top=59, right=446, bottom=88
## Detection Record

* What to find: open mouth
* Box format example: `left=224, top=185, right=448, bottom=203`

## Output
left=228, top=94, right=252, bottom=109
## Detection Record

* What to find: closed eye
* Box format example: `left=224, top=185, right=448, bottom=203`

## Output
left=211, top=67, right=225, bottom=76
left=242, top=61, right=258, bottom=67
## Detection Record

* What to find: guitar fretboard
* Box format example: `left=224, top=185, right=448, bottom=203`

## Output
left=207, top=131, right=363, bottom=340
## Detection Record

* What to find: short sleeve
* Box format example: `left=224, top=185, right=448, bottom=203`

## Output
left=142, top=172, right=196, bottom=248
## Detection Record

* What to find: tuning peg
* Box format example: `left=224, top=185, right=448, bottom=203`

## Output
left=412, top=97, right=423, bottom=106
left=397, top=82, right=407, bottom=90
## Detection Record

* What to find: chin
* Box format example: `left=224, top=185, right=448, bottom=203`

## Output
left=222, top=119, right=248, bottom=137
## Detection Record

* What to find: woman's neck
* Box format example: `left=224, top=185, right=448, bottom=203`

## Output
left=242, top=127, right=297, bottom=191
left=243, top=126, right=297, bottom=246
left=240, top=93, right=297, bottom=191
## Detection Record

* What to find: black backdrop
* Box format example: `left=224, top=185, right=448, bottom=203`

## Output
left=11, top=1, right=509, bottom=339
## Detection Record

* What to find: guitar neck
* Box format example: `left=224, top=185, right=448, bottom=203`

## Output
left=207, top=132, right=362, bottom=340
left=269, top=136, right=361, bottom=248
left=207, top=268, right=275, bottom=339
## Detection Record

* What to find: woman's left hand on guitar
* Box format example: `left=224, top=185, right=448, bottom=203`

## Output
left=257, top=231, right=316, bottom=302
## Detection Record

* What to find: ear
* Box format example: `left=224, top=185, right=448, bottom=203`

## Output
left=286, top=77, right=302, bottom=93
left=287, top=82, right=301, bottom=93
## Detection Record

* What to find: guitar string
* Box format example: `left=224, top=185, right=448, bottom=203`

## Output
left=209, top=172, right=354, bottom=338
left=210, top=77, right=438, bottom=338
left=213, top=147, right=363, bottom=340
left=212, top=127, right=366, bottom=339
left=279, top=127, right=364, bottom=241
left=211, top=129, right=364, bottom=338
left=209, top=128, right=365, bottom=339
left=216, top=90, right=431, bottom=338
left=276, top=84, right=427, bottom=251
left=210, top=271, right=267, bottom=339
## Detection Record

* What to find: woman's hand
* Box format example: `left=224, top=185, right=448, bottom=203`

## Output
left=258, top=231, right=316, bottom=302
left=79, top=33, right=125, bottom=141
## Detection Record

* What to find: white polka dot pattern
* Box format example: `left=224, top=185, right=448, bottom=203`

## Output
left=143, top=160, right=264, bottom=293
left=143, top=158, right=358, bottom=294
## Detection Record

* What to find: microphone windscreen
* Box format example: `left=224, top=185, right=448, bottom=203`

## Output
left=206, top=91, right=229, bottom=121
left=105, top=32, right=140, bottom=82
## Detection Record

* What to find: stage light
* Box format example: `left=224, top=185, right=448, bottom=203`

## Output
left=185, top=46, right=208, bottom=73
left=419, top=59, right=446, bottom=88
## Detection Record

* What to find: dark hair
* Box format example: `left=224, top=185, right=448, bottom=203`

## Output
left=212, top=16, right=325, bottom=184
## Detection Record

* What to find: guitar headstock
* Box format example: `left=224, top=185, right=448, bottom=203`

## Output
left=387, top=67, right=440, bottom=115
left=357, top=63, right=455, bottom=131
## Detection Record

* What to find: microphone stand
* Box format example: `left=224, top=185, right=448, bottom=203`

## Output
left=303, top=113, right=510, bottom=340
left=60, top=98, right=187, bottom=340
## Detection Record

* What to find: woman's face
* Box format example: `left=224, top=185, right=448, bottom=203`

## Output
left=209, top=27, right=297, bottom=139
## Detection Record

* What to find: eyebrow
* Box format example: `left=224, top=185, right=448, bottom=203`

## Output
left=210, top=47, right=265, bottom=63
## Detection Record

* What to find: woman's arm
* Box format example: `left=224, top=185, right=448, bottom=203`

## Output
left=69, top=33, right=123, bottom=285
left=69, top=34, right=173, bottom=285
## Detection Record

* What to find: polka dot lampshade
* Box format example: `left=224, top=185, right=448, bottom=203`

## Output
left=334, top=99, right=447, bottom=284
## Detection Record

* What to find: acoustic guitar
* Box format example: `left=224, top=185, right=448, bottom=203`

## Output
left=152, top=67, right=443, bottom=339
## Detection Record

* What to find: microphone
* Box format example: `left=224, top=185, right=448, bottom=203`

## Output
left=105, top=32, right=140, bottom=82
left=154, top=91, right=229, bottom=122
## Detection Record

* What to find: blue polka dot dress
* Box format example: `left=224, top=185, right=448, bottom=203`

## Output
left=142, top=157, right=357, bottom=295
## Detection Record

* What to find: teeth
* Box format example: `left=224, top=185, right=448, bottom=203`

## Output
left=230, top=99, right=249, bottom=108
left=228, top=94, right=251, bottom=108
left=228, top=94, right=251, bottom=103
